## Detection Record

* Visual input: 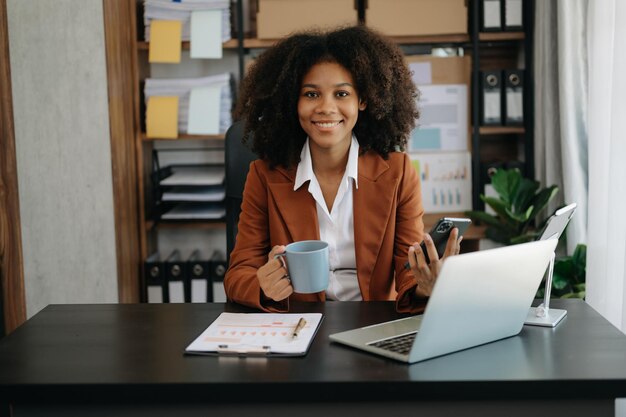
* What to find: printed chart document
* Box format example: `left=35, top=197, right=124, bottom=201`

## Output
left=409, top=84, right=468, bottom=151
left=185, top=313, right=324, bottom=356
left=410, top=151, right=472, bottom=212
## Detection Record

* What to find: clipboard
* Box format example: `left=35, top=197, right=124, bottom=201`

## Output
left=185, top=313, right=324, bottom=357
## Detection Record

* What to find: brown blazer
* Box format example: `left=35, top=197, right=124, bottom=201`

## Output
left=224, top=150, right=426, bottom=313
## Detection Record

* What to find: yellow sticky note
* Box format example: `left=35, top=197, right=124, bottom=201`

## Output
left=149, top=20, right=182, bottom=63
left=146, top=96, right=179, bottom=139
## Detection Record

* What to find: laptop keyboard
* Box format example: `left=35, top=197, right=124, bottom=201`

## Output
left=368, top=332, right=417, bottom=355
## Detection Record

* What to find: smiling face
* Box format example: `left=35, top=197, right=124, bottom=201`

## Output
left=297, top=61, right=366, bottom=155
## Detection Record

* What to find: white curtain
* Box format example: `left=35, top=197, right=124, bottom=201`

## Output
left=585, top=0, right=626, bottom=333
left=534, top=0, right=588, bottom=254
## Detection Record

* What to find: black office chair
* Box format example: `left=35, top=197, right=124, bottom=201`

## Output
left=225, top=121, right=257, bottom=263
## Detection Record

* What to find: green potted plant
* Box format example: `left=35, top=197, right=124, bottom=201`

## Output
left=465, top=168, right=559, bottom=245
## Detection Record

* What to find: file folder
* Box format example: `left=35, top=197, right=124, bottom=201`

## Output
left=144, top=252, right=165, bottom=303
left=210, top=250, right=228, bottom=282
left=480, top=162, right=503, bottom=216
left=504, top=69, right=524, bottom=125
left=504, top=0, right=523, bottom=31
left=480, top=71, right=502, bottom=126
left=481, top=0, right=502, bottom=32
left=187, top=250, right=213, bottom=303
left=165, top=250, right=187, bottom=303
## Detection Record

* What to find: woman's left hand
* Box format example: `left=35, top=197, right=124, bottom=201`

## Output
left=407, top=228, right=462, bottom=297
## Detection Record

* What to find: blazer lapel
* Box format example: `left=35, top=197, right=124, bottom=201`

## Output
left=267, top=167, right=320, bottom=243
left=353, top=152, right=396, bottom=298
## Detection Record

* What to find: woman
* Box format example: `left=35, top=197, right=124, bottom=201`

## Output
left=224, top=26, right=461, bottom=313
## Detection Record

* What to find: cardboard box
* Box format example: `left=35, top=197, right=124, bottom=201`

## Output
left=405, top=55, right=471, bottom=85
left=256, top=0, right=358, bottom=39
left=366, top=0, right=468, bottom=37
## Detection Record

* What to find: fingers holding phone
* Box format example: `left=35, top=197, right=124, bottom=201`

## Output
left=442, top=227, right=462, bottom=259
left=407, top=238, right=437, bottom=297
left=406, top=217, right=470, bottom=297
left=404, top=217, right=470, bottom=268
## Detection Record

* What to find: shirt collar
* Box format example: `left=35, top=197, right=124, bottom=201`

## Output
left=294, top=135, right=360, bottom=191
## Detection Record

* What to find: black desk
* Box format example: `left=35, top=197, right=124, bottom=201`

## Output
left=1, top=300, right=625, bottom=417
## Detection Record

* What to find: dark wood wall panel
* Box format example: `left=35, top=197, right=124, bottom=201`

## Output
left=0, top=0, right=27, bottom=334
left=102, top=0, right=141, bottom=303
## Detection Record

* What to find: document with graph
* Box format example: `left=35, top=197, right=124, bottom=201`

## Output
left=409, top=151, right=472, bottom=212
left=185, top=313, right=323, bottom=357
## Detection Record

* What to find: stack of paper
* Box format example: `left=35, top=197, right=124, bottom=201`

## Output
left=161, top=186, right=225, bottom=202
left=158, top=164, right=226, bottom=221
left=159, top=165, right=225, bottom=187
left=161, top=203, right=226, bottom=220
left=159, top=165, right=226, bottom=220
left=143, top=0, right=231, bottom=43
left=144, top=73, right=233, bottom=136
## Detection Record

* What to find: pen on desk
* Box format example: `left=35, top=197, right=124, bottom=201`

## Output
left=292, top=317, right=307, bottom=339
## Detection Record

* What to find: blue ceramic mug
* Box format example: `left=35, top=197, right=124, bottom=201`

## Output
left=275, top=240, right=329, bottom=294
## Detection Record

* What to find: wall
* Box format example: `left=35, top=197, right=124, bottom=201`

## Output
left=7, top=0, right=118, bottom=317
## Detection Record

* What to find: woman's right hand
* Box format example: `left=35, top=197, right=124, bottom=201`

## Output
left=256, top=245, right=294, bottom=301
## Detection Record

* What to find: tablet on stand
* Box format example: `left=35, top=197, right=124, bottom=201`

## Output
left=525, top=203, right=577, bottom=327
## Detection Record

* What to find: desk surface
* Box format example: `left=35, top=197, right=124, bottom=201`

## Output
left=1, top=300, right=626, bottom=405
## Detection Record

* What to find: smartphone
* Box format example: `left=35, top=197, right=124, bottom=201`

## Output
left=405, top=217, right=472, bottom=268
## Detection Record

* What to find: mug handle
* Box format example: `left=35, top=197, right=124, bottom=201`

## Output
left=273, top=253, right=290, bottom=278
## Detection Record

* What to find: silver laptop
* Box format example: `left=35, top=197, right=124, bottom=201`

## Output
left=329, top=239, right=558, bottom=363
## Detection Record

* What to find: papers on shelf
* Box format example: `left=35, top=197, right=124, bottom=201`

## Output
left=409, top=151, right=472, bottom=213
left=185, top=313, right=324, bottom=356
left=161, top=203, right=226, bottom=220
left=144, top=73, right=232, bottom=135
left=159, top=165, right=225, bottom=186
left=161, top=186, right=225, bottom=202
left=143, top=0, right=231, bottom=43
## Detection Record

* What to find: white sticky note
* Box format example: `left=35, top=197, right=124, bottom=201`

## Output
left=190, top=10, right=222, bottom=59
left=187, top=85, right=221, bottom=135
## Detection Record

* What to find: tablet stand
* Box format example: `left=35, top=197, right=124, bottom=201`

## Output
left=524, top=251, right=567, bottom=327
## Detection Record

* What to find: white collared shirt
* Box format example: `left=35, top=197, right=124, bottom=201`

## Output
left=294, top=135, right=362, bottom=301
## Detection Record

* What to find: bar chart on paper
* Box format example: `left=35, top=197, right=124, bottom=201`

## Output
left=410, top=151, right=472, bottom=213
left=185, top=313, right=323, bottom=355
